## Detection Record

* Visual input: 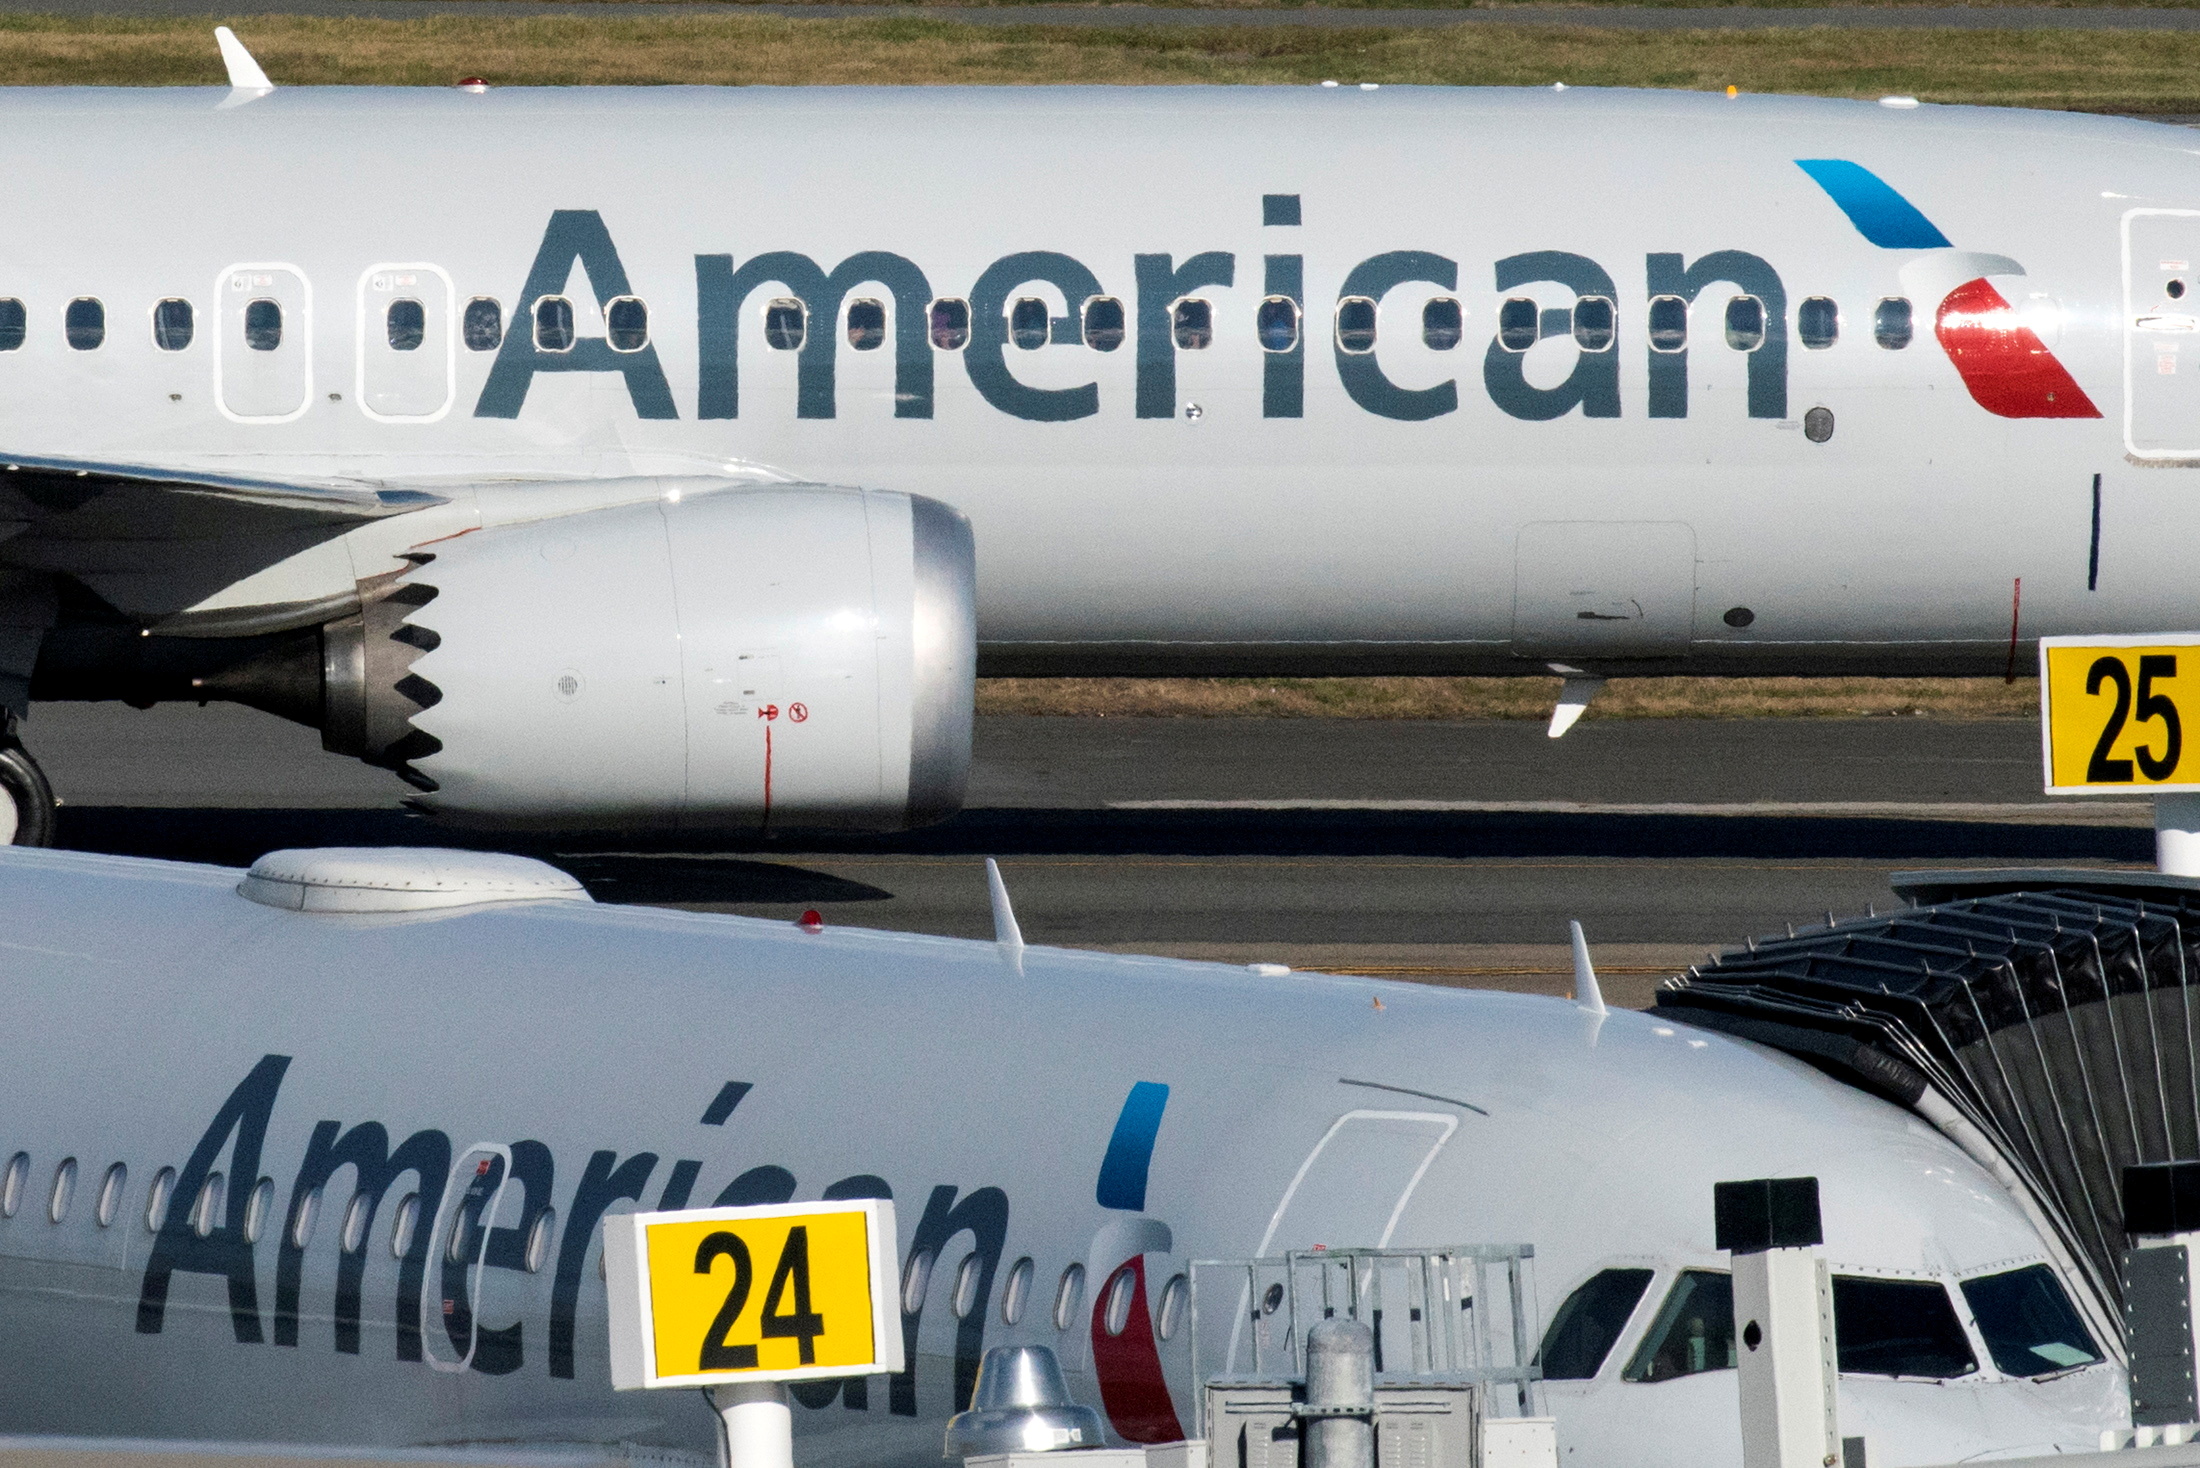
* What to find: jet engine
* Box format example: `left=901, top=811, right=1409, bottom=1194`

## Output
left=211, top=481, right=975, bottom=833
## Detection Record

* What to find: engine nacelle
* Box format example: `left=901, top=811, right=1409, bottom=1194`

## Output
left=342, top=481, right=974, bottom=832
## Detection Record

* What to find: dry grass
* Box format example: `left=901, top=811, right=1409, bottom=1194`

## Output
left=3, top=14, right=2200, bottom=111
left=976, top=675, right=2041, bottom=718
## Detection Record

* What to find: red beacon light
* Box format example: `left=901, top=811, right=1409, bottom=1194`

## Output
left=456, top=77, right=489, bottom=94
left=796, top=910, right=824, bottom=933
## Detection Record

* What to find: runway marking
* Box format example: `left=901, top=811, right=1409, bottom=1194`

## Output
left=1107, top=798, right=2148, bottom=817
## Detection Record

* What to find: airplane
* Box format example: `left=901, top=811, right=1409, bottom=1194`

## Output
left=0, top=843, right=2131, bottom=1468
left=4, top=46, right=2199, bottom=842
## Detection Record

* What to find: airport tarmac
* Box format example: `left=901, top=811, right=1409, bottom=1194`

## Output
left=31, top=700, right=2150, bottom=1008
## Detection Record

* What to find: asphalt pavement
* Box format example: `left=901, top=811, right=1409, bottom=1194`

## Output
left=24, top=702, right=2150, bottom=1006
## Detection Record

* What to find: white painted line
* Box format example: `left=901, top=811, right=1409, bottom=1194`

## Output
left=1108, top=799, right=2151, bottom=817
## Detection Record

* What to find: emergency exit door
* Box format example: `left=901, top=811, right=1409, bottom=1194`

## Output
left=2125, top=210, right=2200, bottom=460
left=358, top=264, right=455, bottom=421
left=216, top=263, right=310, bottom=422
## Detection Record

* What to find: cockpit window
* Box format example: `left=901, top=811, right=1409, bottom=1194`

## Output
left=1832, top=1275, right=1976, bottom=1378
left=1540, top=1268, right=1654, bottom=1380
left=1621, top=1269, right=1734, bottom=1382
left=1960, top=1265, right=2102, bottom=1377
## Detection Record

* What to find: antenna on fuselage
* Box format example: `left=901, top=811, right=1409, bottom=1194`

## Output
left=1569, top=919, right=1607, bottom=1016
left=214, top=27, right=274, bottom=99
left=986, top=858, right=1025, bottom=976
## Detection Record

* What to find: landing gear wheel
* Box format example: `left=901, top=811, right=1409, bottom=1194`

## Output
left=0, top=742, right=56, bottom=847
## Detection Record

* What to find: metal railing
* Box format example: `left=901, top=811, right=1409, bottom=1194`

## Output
left=1187, top=1245, right=1541, bottom=1434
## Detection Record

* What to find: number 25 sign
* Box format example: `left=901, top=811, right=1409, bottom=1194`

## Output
left=2041, top=635, right=2200, bottom=794
left=606, top=1199, right=903, bottom=1390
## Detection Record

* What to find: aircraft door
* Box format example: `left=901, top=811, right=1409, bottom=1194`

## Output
left=1512, top=521, right=1697, bottom=660
left=216, top=264, right=311, bottom=422
left=1258, top=1110, right=1457, bottom=1255
left=2124, top=210, right=2200, bottom=459
left=358, top=265, right=455, bottom=421
left=421, top=1143, right=515, bottom=1374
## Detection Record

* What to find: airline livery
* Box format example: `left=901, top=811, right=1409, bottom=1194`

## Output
left=3, top=75, right=2198, bottom=836
left=0, top=846, right=2134, bottom=1468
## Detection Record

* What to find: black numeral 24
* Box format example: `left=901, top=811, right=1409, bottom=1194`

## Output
left=2087, top=654, right=2184, bottom=783
left=695, top=1227, right=829, bottom=1372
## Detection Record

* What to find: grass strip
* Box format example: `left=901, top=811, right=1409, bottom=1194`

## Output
left=1, top=13, right=2199, bottom=110
left=975, top=675, right=2041, bottom=718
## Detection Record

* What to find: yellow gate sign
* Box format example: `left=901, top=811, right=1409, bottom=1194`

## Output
left=2041, top=634, right=2200, bottom=794
left=605, top=1199, right=902, bottom=1390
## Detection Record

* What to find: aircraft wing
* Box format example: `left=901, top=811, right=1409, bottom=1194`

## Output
left=0, top=453, right=448, bottom=622
left=0, top=452, right=445, bottom=525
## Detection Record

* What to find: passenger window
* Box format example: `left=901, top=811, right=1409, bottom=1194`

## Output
left=389, top=1191, right=419, bottom=1259
left=1573, top=296, right=1615, bottom=353
left=190, top=1171, right=224, bottom=1239
left=1335, top=297, right=1377, bottom=355
left=763, top=298, right=806, bottom=352
left=929, top=298, right=969, bottom=351
left=95, top=1163, right=126, bottom=1228
left=1540, top=1268, right=1655, bottom=1380
left=1083, top=296, right=1125, bottom=353
left=1832, top=1275, right=1976, bottom=1378
left=0, top=299, right=23, bottom=353
left=243, top=299, right=281, bottom=352
left=462, top=297, right=503, bottom=352
left=846, top=298, right=885, bottom=352
left=1960, top=1264, right=2102, bottom=1377
left=1798, top=296, right=1839, bottom=350
left=1874, top=297, right=1913, bottom=350
left=48, top=1158, right=74, bottom=1224
left=153, top=299, right=194, bottom=352
left=607, top=296, right=649, bottom=353
left=532, top=296, right=574, bottom=354
left=1497, top=297, right=1539, bottom=353
left=1724, top=295, right=1765, bottom=352
left=1422, top=297, right=1463, bottom=351
left=66, top=298, right=104, bottom=351
left=1647, top=295, right=1687, bottom=354
left=1173, top=298, right=1213, bottom=351
left=1257, top=297, right=1300, bottom=354
left=386, top=299, right=425, bottom=353
left=0, top=1152, right=22, bottom=1217
left=1622, top=1269, right=1734, bottom=1382
left=1010, top=298, right=1049, bottom=351
left=143, top=1166, right=174, bottom=1231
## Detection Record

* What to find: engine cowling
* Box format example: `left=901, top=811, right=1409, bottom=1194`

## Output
left=341, top=480, right=974, bottom=832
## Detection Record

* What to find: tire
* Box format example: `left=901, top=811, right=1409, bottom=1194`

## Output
left=0, top=743, right=55, bottom=847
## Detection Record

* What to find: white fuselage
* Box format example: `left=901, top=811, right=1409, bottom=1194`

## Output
left=0, top=848, right=2131, bottom=1468
left=4, top=85, right=2197, bottom=676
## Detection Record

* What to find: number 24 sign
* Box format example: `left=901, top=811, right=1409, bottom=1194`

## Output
left=606, top=1199, right=903, bottom=1390
left=2041, top=635, right=2200, bottom=793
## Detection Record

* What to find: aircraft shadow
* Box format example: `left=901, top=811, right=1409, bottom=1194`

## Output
left=56, top=803, right=2152, bottom=874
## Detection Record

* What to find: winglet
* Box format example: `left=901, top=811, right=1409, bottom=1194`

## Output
left=986, top=858, right=1024, bottom=976
left=1570, top=919, right=1607, bottom=1015
left=215, top=27, right=273, bottom=93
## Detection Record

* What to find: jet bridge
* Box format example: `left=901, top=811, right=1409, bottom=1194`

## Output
left=1656, top=869, right=2200, bottom=1364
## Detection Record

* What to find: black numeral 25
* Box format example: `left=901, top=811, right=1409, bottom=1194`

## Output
left=2087, top=654, right=2184, bottom=783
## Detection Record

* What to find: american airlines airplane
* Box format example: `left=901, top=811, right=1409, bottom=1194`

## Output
left=0, top=845, right=2131, bottom=1468
left=1, top=58, right=2194, bottom=841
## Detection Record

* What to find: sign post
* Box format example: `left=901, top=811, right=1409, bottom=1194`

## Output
left=2039, top=635, right=2200, bottom=874
left=606, top=1200, right=902, bottom=1468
